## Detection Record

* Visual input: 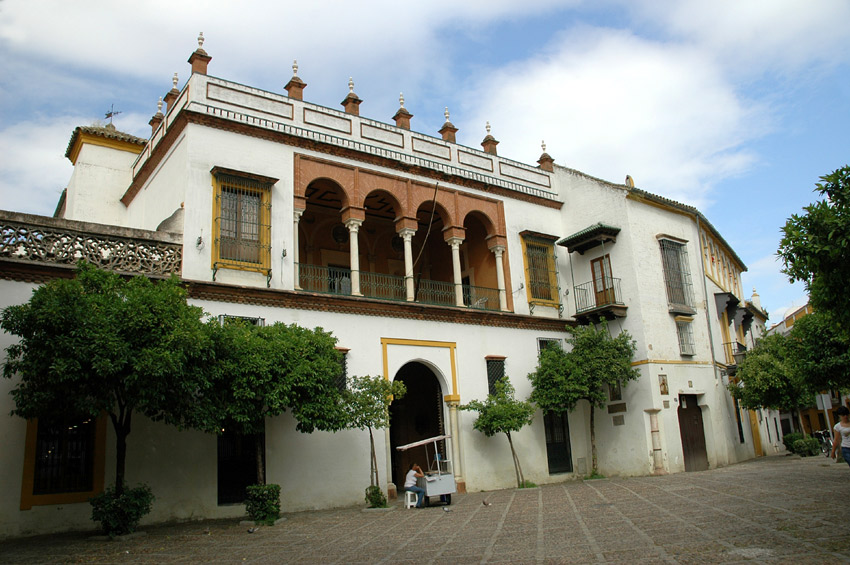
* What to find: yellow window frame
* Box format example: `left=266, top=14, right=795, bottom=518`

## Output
left=521, top=235, right=560, bottom=308
left=211, top=168, right=275, bottom=279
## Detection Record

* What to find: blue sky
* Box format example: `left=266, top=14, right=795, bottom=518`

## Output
left=1, top=0, right=848, bottom=322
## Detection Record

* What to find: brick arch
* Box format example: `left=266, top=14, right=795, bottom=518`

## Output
left=409, top=184, right=456, bottom=229
left=296, top=157, right=354, bottom=210
left=462, top=209, right=498, bottom=239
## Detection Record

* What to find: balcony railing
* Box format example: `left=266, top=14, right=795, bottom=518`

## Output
left=296, top=263, right=500, bottom=311
left=723, top=341, right=747, bottom=366
left=573, top=277, right=624, bottom=314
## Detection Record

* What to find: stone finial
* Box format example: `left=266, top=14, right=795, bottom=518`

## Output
left=188, top=31, right=212, bottom=75
left=172, top=72, right=179, bottom=89
left=538, top=139, right=555, bottom=172
left=439, top=107, right=458, bottom=143
left=157, top=97, right=163, bottom=115
left=285, top=59, right=307, bottom=100
left=393, top=92, right=413, bottom=130
left=149, top=97, right=164, bottom=134
left=164, top=73, right=180, bottom=112
left=341, top=77, right=362, bottom=116
left=481, top=121, right=499, bottom=155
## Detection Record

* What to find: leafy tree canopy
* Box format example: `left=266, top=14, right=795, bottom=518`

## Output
left=729, top=332, right=814, bottom=411
left=1, top=262, right=211, bottom=492
left=529, top=323, right=639, bottom=414
left=790, top=310, right=850, bottom=392
left=779, top=166, right=850, bottom=337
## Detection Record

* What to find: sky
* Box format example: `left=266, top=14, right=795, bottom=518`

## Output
left=1, top=0, right=848, bottom=322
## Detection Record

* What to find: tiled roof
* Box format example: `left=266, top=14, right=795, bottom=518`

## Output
left=64, top=124, right=147, bottom=159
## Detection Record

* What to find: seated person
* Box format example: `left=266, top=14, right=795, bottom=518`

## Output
left=404, top=462, right=425, bottom=508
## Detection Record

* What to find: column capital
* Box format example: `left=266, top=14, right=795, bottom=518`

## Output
left=294, top=209, right=305, bottom=221
left=490, top=244, right=506, bottom=256
left=345, top=217, right=364, bottom=232
left=447, top=237, right=464, bottom=249
left=398, top=227, right=416, bottom=240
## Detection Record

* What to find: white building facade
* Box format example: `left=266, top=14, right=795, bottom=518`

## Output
left=0, top=39, right=765, bottom=538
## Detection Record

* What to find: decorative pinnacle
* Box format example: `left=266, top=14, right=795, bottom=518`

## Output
left=292, top=60, right=298, bottom=76
left=486, top=121, right=491, bottom=135
left=197, top=32, right=204, bottom=49
left=172, top=72, right=178, bottom=89
left=444, top=107, right=450, bottom=122
left=542, top=140, right=547, bottom=152
left=399, top=92, right=405, bottom=109
left=348, top=77, right=354, bottom=93
left=157, top=97, right=163, bottom=113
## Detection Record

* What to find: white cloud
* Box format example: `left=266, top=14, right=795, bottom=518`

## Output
left=459, top=27, right=763, bottom=207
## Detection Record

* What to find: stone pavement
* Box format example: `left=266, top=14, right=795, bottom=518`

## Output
left=2, top=454, right=849, bottom=564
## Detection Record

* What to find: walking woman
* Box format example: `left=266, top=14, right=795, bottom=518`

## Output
left=831, top=405, right=850, bottom=467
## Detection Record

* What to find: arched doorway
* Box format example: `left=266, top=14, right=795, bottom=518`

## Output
left=389, top=362, right=446, bottom=487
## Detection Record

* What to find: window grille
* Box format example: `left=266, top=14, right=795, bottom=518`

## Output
left=33, top=417, right=96, bottom=495
left=336, top=350, right=348, bottom=392
left=218, top=314, right=265, bottom=327
left=522, top=234, right=559, bottom=306
left=676, top=321, right=696, bottom=356
left=486, top=358, right=505, bottom=396
left=537, top=338, right=561, bottom=354
left=659, top=239, right=694, bottom=310
left=213, top=171, right=272, bottom=276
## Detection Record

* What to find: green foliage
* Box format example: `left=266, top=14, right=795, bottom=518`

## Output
left=782, top=432, right=804, bottom=452
left=729, top=333, right=814, bottom=411
left=364, top=485, right=387, bottom=508
left=791, top=437, right=820, bottom=457
left=204, top=321, right=349, bottom=438
left=528, top=323, right=639, bottom=474
left=1, top=261, right=211, bottom=493
left=90, top=484, right=154, bottom=537
left=343, top=375, right=406, bottom=488
left=584, top=470, right=605, bottom=480
left=779, top=166, right=850, bottom=337
left=460, top=378, right=535, bottom=438
left=528, top=323, right=640, bottom=413
left=461, top=377, right=535, bottom=488
left=790, top=311, right=850, bottom=392
left=245, top=484, right=281, bottom=525
left=518, top=480, right=537, bottom=488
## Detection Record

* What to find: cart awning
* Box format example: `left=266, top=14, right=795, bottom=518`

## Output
left=395, top=434, right=451, bottom=451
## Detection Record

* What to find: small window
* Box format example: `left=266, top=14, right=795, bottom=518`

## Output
left=485, top=357, right=506, bottom=396
left=212, top=168, right=275, bottom=276
left=608, top=381, right=622, bottom=402
left=659, top=238, right=694, bottom=312
left=33, top=417, right=96, bottom=495
left=537, top=338, right=561, bottom=354
left=218, top=314, right=265, bottom=327
left=676, top=320, right=696, bottom=356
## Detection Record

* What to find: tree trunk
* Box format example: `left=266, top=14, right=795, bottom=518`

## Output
left=110, top=409, right=131, bottom=496
left=255, top=434, right=265, bottom=485
left=368, top=426, right=378, bottom=488
left=505, top=432, right=523, bottom=488
left=796, top=406, right=807, bottom=437
left=590, top=403, right=597, bottom=475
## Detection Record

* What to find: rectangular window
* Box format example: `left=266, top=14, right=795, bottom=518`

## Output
left=659, top=238, right=694, bottom=312
left=335, top=347, right=349, bottom=392
left=20, top=416, right=106, bottom=510
left=212, top=168, right=275, bottom=275
left=676, top=320, right=696, bottom=356
left=485, top=357, right=506, bottom=396
left=537, top=338, right=561, bottom=354
left=218, top=314, right=265, bottom=327
left=521, top=233, right=559, bottom=306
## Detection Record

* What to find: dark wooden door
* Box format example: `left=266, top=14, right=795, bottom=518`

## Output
left=591, top=255, right=615, bottom=306
left=677, top=394, right=708, bottom=472
left=544, top=411, right=573, bottom=473
left=217, top=430, right=264, bottom=504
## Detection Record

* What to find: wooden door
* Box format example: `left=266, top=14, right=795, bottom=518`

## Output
left=677, top=394, right=708, bottom=472
left=591, top=255, right=614, bottom=306
left=749, top=410, right=763, bottom=456
left=543, top=411, right=573, bottom=473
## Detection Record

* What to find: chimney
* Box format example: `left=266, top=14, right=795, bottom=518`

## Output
left=393, top=92, right=413, bottom=130
left=481, top=122, right=499, bottom=155
left=751, top=288, right=762, bottom=310
left=341, top=77, right=362, bottom=115
left=163, top=73, right=180, bottom=113
left=537, top=141, right=554, bottom=172
left=187, top=32, right=212, bottom=75
left=438, top=107, right=458, bottom=143
left=285, top=60, right=307, bottom=101
left=149, top=98, right=164, bottom=134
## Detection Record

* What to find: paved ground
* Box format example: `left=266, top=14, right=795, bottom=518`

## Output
left=2, top=454, right=849, bottom=564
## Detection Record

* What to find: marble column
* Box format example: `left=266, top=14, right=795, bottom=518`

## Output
left=400, top=228, right=416, bottom=302
left=491, top=245, right=507, bottom=311
left=293, top=209, right=303, bottom=290
left=448, top=237, right=465, bottom=307
left=346, top=218, right=363, bottom=296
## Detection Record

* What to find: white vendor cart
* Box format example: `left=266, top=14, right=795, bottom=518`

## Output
left=396, top=434, right=456, bottom=506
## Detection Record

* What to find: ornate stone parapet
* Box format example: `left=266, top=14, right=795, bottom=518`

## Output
left=0, top=211, right=182, bottom=277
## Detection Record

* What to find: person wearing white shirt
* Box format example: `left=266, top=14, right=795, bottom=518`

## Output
left=404, top=463, right=425, bottom=508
